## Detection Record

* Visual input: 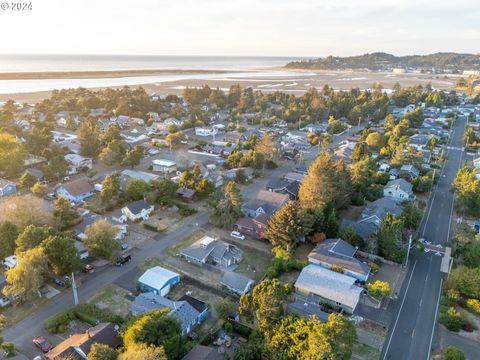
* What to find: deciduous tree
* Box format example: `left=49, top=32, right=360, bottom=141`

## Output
left=42, top=234, right=81, bottom=275
left=53, top=197, right=79, bottom=230
left=84, top=219, right=120, bottom=261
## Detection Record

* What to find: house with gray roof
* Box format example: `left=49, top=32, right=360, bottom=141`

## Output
left=241, top=190, right=289, bottom=218
left=182, top=345, right=224, bottom=360
left=130, top=292, right=208, bottom=336
left=180, top=236, right=243, bottom=269
left=121, top=200, right=154, bottom=221
left=294, top=264, right=363, bottom=314
left=383, top=179, right=415, bottom=202
left=399, top=164, right=420, bottom=180
left=221, top=272, right=254, bottom=296
left=308, top=238, right=370, bottom=283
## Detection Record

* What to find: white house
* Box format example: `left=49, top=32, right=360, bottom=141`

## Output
left=195, top=127, right=217, bottom=137
left=121, top=200, right=154, bottom=221
left=383, top=179, right=415, bottom=202
left=2, top=255, right=17, bottom=270
left=152, top=159, right=177, bottom=174
left=65, top=154, right=93, bottom=170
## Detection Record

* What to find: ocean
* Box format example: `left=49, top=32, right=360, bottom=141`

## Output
left=0, top=54, right=301, bottom=72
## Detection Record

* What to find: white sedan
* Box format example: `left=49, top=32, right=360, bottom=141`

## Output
left=230, top=231, right=245, bottom=240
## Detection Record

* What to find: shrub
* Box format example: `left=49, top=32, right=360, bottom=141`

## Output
left=462, top=320, right=474, bottom=332
left=1, top=342, right=15, bottom=356
left=228, top=319, right=252, bottom=338
left=73, top=304, right=123, bottom=326
left=44, top=309, right=75, bottom=333
left=466, top=298, right=480, bottom=314
left=367, top=281, right=391, bottom=299
left=440, top=307, right=464, bottom=332
left=368, top=262, right=380, bottom=273
left=266, top=252, right=306, bottom=279
left=444, top=346, right=465, bottom=360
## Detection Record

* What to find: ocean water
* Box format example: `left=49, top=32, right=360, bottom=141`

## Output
left=0, top=54, right=306, bottom=94
left=0, top=54, right=300, bottom=72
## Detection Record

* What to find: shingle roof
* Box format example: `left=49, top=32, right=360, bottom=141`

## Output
left=308, top=238, right=370, bottom=276
left=62, top=178, right=94, bottom=197
left=385, top=178, right=413, bottom=194
left=182, top=345, right=224, bottom=360
left=179, top=294, right=208, bottom=314
left=361, top=197, right=403, bottom=221
left=294, top=265, right=363, bottom=310
left=124, top=200, right=152, bottom=215
left=221, top=272, right=254, bottom=294
left=46, top=323, right=121, bottom=360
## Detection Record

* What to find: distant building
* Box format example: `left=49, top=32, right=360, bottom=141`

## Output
left=121, top=200, right=154, bottom=221
left=55, top=178, right=95, bottom=203
left=0, top=179, right=16, bottom=197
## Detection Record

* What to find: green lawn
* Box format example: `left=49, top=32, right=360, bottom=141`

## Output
left=139, top=257, right=166, bottom=272
left=236, top=248, right=272, bottom=281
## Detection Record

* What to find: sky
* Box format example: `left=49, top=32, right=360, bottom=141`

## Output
left=0, top=0, right=479, bottom=57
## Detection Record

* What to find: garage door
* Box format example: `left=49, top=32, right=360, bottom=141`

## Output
left=160, top=284, right=170, bottom=296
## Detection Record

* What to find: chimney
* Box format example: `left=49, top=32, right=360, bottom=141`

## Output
left=86, top=329, right=91, bottom=339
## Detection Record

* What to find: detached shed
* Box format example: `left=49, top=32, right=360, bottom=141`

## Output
left=137, top=266, right=180, bottom=296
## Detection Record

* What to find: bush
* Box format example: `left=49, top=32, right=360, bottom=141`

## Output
left=444, top=346, right=465, bottom=360
left=143, top=223, right=168, bottom=233
left=462, top=320, right=474, bottom=332
left=1, top=342, right=15, bottom=356
left=266, top=251, right=306, bottom=279
left=440, top=307, right=465, bottom=332
left=177, top=204, right=197, bottom=217
left=44, top=309, right=76, bottom=333
left=466, top=298, right=480, bottom=314
left=73, top=304, right=123, bottom=326
left=228, top=319, right=252, bottom=338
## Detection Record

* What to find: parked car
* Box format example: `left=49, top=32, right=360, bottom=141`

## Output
left=0, top=296, right=10, bottom=307
left=115, top=254, right=132, bottom=267
left=33, top=336, right=54, bottom=353
left=82, top=264, right=94, bottom=274
left=230, top=231, right=245, bottom=240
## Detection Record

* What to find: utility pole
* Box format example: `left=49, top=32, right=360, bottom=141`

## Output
left=405, top=234, right=413, bottom=268
left=431, top=168, right=436, bottom=189
left=72, top=272, right=79, bottom=305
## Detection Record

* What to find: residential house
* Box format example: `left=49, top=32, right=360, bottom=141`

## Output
left=0, top=179, right=16, bottom=197
left=180, top=236, right=243, bottom=269
left=224, top=167, right=254, bottom=181
left=383, top=179, right=415, bottom=202
left=241, top=190, right=289, bottom=218
left=234, top=214, right=269, bottom=240
left=408, top=134, right=434, bottom=151
left=307, top=238, right=370, bottom=283
left=137, top=266, right=180, bottom=296
left=65, top=154, right=93, bottom=172
left=152, top=159, right=177, bottom=174
left=45, top=323, right=122, bottom=360
left=294, top=264, right=363, bottom=314
left=284, top=171, right=305, bottom=183
left=177, top=187, right=196, bottom=202
left=121, top=200, right=154, bottom=221
left=74, top=213, right=126, bottom=241
left=74, top=241, right=89, bottom=261
left=333, top=141, right=356, bottom=164
left=25, top=168, right=45, bottom=183
left=195, top=127, right=217, bottom=137
left=221, top=272, right=254, bottom=296
left=294, top=165, right=308, bottom=175
left=130, top=292, right=208, bottom=336
left=55, top=178, right=95, bottom=203
left=400, top=164, right=420, bottom=180
left=120, top=169, right=160, bottom=188
left=265, top=179, right=299, bottom=200
left=182, top=345, right=224, bottom=360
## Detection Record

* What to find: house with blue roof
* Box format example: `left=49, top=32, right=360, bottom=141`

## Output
left=0, top=179, right=16, bottom=197
left=131, top=292, right=208, bottom=336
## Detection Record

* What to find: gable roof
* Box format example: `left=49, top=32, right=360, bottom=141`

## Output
left=308, top=238, right=370, bottom=276
left=123, top=200, right=152, bottom=215
left=60, top=178, right=94, bottom=197
left=182, top=345, right=224, bottom=360
left=385, top=178, right=413, bottom=194
left=360, top=197, right=403, bottom=222
left=221, top=272, right=254, bottom=294
left=46, top=323, right=121, bottom=360
left=179, top=294, right=208, bottom=314
left=294, top=265, right=363, bottom=310
left=138, top=266, right=179, bottom=290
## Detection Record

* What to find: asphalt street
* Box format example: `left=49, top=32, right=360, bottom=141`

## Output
left=381, top=116, right=479, bottom=360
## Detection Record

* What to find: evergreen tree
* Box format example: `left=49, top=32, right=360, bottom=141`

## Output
left=265, top=201, right=305, bottom=252
left=79, top=115, right=101, bottom=158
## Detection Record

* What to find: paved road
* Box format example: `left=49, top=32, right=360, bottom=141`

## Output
left=3, top=212, right=210, bottom=358
left=381, top=116, right=469, bottom=360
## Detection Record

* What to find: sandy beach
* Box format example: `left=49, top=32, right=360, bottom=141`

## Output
left=0, top=68, right=459, bottom=103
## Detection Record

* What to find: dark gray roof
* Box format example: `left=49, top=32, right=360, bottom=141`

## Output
left=308, top=238, right=370, bottom=276
left=286, top=300, right=330, bottom=322
left=182, top=345, right=224, bottom=360
left=179, top=294, right=208, bottom=314
left=74, top=213, right=100, bottom=236
left=124, top=200, right=152, bottom=215
left=221, top=272, right=254, bottom=294
left=360, top=197, right=403, bottom=222
left=341, top=219, right=379, bottom=240
left=266, top=178, right=289, bottom=191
